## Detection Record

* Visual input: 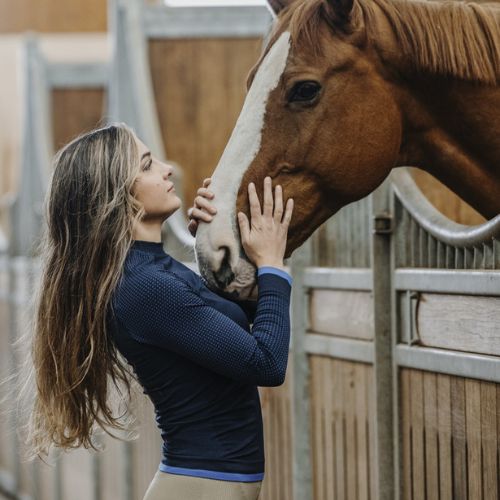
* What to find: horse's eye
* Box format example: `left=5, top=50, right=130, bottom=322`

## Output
left=289, top=81, right=321, bottom=103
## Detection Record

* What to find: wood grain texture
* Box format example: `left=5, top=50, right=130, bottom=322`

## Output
left=0, top=0, right=106, bottom=33
left=51, top=89, right=106, bottom=153
left=480, top=381, right=498, bottom=500
left=437, top=374, right=453, bottom=500
left=309, top=290, right=374, bottom=340
left=411, top=369, right=425, bottom=500
left=258, top=352, right=293, bottom=500
left=423, top=372, right=439, bottom=500
left=148, top=38, right=262, bottom=215
left=451, top=376, right=467, bottom=500
left=401, top=369, right=412, bottom=500
left=417, top=294, right=500, bottom=356
left=309, top=357, right=374, bottom=500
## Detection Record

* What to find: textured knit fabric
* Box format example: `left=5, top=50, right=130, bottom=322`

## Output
left=143, top=470, right=262, bottom=500
left=108, top=240, right=292, bottom=482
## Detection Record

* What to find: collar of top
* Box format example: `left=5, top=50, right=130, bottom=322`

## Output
left=131, top=240, right=166, bottom=255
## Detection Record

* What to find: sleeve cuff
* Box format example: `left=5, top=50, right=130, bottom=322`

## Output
left=257, top=266, right=293, bottom=286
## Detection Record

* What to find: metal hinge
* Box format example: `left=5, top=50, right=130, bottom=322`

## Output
left=373, top=212, right=393, bottom=234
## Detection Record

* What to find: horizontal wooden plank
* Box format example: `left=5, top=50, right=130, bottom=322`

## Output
left=309, top=290, right=374, bottom=339
left=417, top=294, right=500, bottom=356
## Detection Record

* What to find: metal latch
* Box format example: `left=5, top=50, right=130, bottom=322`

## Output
left=373, top=212, right=393, bottom=234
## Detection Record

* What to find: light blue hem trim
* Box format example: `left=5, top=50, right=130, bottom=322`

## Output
left=158, top=464, right=264, bottom=482
left=257, top=266, right=293, bottom=286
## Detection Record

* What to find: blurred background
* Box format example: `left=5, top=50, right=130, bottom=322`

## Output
left=0, top=0, right=488, bottom=499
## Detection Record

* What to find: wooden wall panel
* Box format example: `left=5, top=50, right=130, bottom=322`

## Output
left=309, top=356, right=374, bottom=500
left=258, top=352, right=294, bottom=500
left=51, top=89, right=106, bottom=153
left=0, top=0, right=106, bottom=33
left=401, top=368, right=500, bottom=500
left=417, top=294, right=500, bottom=356
left=149, top=38, right=262, bottom=214
left=309, top=290, right=374, bottom=340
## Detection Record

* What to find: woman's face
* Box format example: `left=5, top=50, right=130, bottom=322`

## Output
left=132, top=136, right=181, bottom=220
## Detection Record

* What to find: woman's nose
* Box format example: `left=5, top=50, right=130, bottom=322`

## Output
left=162, top=163, right=173, bottom=178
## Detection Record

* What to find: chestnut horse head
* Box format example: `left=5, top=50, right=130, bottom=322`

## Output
left=195, top=0, right=500, bottom=298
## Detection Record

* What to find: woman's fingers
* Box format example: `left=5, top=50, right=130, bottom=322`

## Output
left=248, top=182, right=262, bottom=222
left=282, top=198, right=294, bottom=226
left=262, top=176, right=273, bottom=218
left=197, top=187, right=214, bottom=199
left=188, top=207, right=213, bottom=222
left=273, top=184, right=283, bottom=221
left=194, top=195, right=217, bottom=214
left=237, top=212, right=250, bottom=243
left=203, top=177, right=212, bottom=187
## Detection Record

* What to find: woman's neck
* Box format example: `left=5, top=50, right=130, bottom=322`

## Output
left=132, top=220, right=163, bottom=243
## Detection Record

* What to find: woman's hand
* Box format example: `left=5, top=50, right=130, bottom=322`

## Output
left=187, top=178, right=217, bottom=237
left=237, top=176, right=293, bottom=269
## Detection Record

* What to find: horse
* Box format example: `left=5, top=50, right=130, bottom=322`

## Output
left=194, top=0, right=500, bottom=299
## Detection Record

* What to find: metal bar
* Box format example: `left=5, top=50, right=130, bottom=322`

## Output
left=454, top=247, right=464, bottom=269
left=0, top=468, right=33, bottom=500
left=428, top=235, right=437, bottom=268
left=346, top=205, right=353, bottom=267
left=391, top=169, right=500, bottom=246
left=363, top=196, right=371, bottom=267
left=482, top=242, right=493, bottom=270
left=290, top=240, right=313, bottom=500
left=436, top=240, right=445, bottom=268
left=302, top=267, right=373, bottom=290
left=46, top=62, right=110, bottom=88
left=304, top=333, right=374, bottom=363
left=445, top=244, right=453, bottom=269
left=418, top=226, right=426, bottom=268
left=371, top=181, right=395, bottom=500
left=123, top=441, right=134, bottom=500
left=394, top=269, right=500, bottom=295
left=463, top=247, right=471, bottom=270
left=410, top=216, right=418, bottom=267
left=92, top=451, right=102, bottom=500
left=396, top=345, right=500, bottom=384
left=143, top=5, right=273, bottom=39
left=493, top=238, right=500, bottom=269
left=8, top=261, right=20, bottom=496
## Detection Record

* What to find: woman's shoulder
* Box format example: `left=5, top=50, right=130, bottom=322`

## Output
left=116, top=258, right=195, bottom=308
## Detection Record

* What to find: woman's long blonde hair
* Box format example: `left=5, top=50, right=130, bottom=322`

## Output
left=25, top=123, right=144, bottom=457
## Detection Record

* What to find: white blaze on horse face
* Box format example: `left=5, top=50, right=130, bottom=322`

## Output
left=195, top=32, right=291, bottom=292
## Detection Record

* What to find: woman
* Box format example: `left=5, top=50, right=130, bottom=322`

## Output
left=27, top=123, right=294, bottom=500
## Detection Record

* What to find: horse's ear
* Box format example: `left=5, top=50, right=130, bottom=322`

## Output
left=325, top=0, right=355, bottom=26
left=266, top=0, right=295, bottom=17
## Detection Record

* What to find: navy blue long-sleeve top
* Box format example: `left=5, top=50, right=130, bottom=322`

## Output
left=108, top=240, right=292, bottom=482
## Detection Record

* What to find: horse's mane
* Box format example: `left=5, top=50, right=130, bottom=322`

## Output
left=280, top=0, right=500, bottom=84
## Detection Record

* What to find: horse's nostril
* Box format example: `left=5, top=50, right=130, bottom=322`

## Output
left=214, top=246, right=235, bottom=288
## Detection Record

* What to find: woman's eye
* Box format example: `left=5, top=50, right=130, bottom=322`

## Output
left=143, top=159, right=153, bottom=171
left=288, top=81, right=321, bottom=103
